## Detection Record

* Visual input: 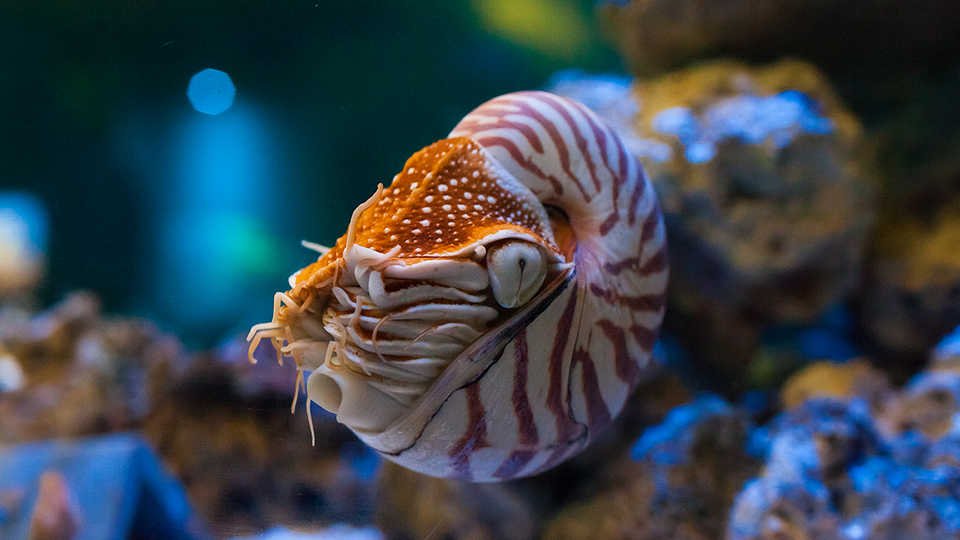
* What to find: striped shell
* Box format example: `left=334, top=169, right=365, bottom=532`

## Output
left=248, top=91, right=668, bottom=481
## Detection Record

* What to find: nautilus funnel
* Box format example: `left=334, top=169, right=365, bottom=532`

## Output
left=248, top=91, right=668, bottom=482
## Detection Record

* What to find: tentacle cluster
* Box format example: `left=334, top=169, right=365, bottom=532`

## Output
left=309, top=244, right=501, bottom=431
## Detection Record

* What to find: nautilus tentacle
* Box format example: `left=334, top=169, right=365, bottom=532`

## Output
left=248, top=91, right=667, bottom=482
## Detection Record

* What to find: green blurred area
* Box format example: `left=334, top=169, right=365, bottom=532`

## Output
left=0, top=0, right=620, bottom=345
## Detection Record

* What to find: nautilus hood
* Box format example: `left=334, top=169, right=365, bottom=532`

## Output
left=291, top=137, right=563, bottom=289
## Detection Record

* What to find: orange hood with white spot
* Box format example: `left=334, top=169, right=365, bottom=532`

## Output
left=290, top=137, right=560, bottom=295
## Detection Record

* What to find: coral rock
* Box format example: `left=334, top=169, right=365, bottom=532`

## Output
left=0, top=351, right=26, bottom=393
left=634, top=60, right=871, bottom=322
left=554, top=61, right=874, bottom=389
left=875, top=369, right=960, bottom=442
left=0, top=293, right=183, bottom=443
left=731, top=394, right=960, bottom=540
left=376, top=463, right=537, bottom=540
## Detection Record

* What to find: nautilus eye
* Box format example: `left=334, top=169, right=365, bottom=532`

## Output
left=248, top=91, right=668, bottom=482
left=486, top=241, right=548, bottom=309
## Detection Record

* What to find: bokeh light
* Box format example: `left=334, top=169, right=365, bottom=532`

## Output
left=186, top=68, right=236, bottom=115
left=0, top=192, right=47, bottom=294
left=151, top=105, right=283, bottom=336
left=471, top=0, right=591, bottom=60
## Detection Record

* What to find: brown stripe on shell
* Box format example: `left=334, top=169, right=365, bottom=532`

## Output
left=493, top=329, right=540, bottom=479
left=473, top=135, right=565, bottom=195
left=536, top=291, right=588, bottom=473
left=627, top=177, right=645, bottom=226
left=597, top=319, right=640, bottom=386
left=589, top=283, right=667, bottom=313
left=572, top=347, right=612, bottom=432
left=509, top=97, right=590, bottom=201
left=630, top=324, right=658, bottom=352
left=538, top=93, right=603, bottom=193
left=448, top=382, right=490, bottom=481
left=456, top=116, right=544, bottom=153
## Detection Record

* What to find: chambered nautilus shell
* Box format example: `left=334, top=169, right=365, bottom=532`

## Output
left=248, top=91, right=668, bottom=482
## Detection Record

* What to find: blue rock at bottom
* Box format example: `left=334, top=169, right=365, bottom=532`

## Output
left=729, top=399, right=960, bottom=540
left=0, top=433, right=208, bottom=540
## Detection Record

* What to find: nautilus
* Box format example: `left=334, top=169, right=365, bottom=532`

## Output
left=248, top=91, right=668, bottom=481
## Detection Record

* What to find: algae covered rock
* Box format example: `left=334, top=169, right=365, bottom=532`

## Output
left=632, top=60, right=871, bottom=324
left=732, top=377, right=960, bottom=540
left=781, top=360, right=891, bottom=410
left=553, top=60, right=874, bottom=388
left=875, top=369, right=960, bottom=442
left=376, top=463, right=537, bottom=540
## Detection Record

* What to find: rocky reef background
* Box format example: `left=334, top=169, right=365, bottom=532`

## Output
left=3, top=1, right=960, bottom=539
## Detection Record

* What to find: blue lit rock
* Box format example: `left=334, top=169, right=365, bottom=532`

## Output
left=0, top=434, right=208, bottom=540
left=875, top=369, right=960, bottom=442
left=730, top=393, right=960, bottom=540
left=935, top=326, right=960, bottom=367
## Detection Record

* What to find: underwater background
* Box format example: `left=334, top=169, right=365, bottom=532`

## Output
left=2, top=1, right=960, bottom=539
